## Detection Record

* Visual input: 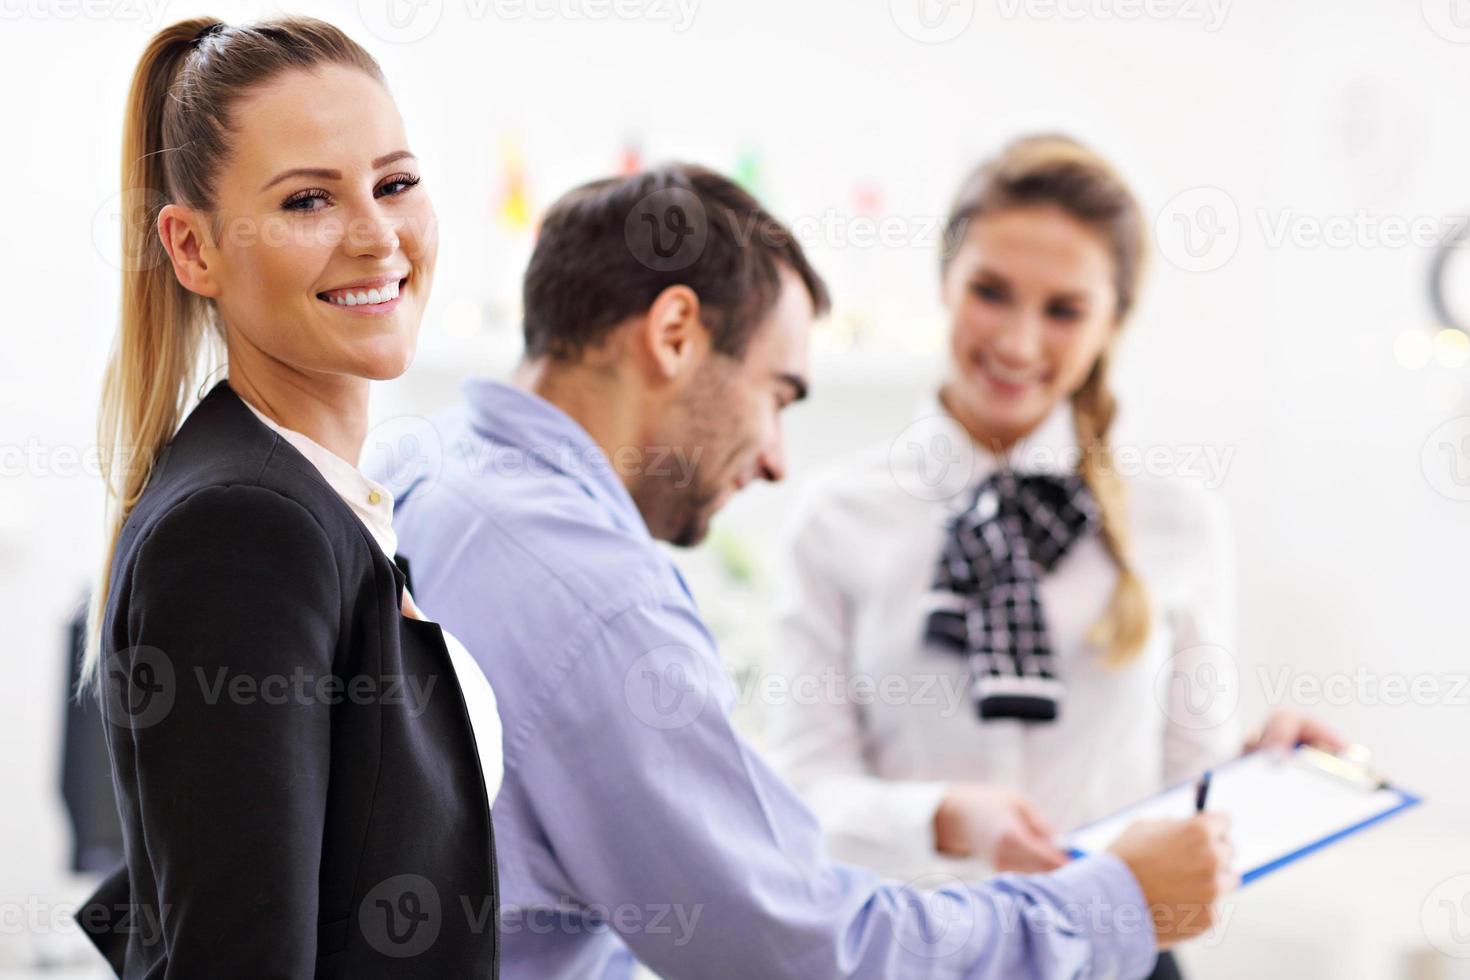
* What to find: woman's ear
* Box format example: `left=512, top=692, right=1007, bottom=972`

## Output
left=157, top=203, right=222, bottom=299
left=638, top=284, right=707, bottom=383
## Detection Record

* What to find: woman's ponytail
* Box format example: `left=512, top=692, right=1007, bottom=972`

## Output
left=1072, top=352, right=1153, bottom=667
left=82, top=19, right=220, bottom=692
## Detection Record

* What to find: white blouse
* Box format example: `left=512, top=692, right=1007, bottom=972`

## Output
left=239, top=396, right=504, bottom=807
left=768, top=396, right=1240, bottom=882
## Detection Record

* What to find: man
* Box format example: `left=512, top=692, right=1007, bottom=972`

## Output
left=386, top=164, right=1235, bottom=978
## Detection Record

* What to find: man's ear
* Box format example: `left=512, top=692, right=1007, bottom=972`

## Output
left=636, top=284, right=708, bottom=383
left=157, top=203, right=222, bottom=299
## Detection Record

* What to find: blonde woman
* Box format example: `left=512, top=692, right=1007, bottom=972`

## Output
left=770, top=135, right=1344, bottom=980
left=78, top=18, right=501, bottom=977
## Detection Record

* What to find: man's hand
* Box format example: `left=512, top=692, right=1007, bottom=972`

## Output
left=1246, top=708, right=1348, bottom=753
left=1107, top=814, right=1237, bottom=948
left=934, top=783, right=1070, bottom=872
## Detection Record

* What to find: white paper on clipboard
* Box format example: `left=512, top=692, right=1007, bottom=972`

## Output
left=1064, top=748, right=1420, bottom=884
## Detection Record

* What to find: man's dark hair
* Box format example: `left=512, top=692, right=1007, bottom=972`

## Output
left=522, top=163, right=830, bottom=361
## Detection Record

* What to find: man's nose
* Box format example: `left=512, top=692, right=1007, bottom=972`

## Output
left=757, top=430, right=787, bottom=484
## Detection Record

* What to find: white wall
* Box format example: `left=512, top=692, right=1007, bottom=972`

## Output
left=3, top=0, right=1469, bottom=975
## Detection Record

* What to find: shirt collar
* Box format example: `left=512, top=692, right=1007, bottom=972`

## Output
left=905, top=390, right=1083, bottom=515
left=459, top=377, right=649, bottom=538
left=237, top=393, right=399, bottom=559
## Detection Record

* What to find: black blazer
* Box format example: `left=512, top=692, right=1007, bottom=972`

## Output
left=78, top=381, right=498, bottom=978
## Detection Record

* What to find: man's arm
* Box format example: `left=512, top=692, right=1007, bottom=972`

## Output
left=515, top=599, right=1161, bottom=979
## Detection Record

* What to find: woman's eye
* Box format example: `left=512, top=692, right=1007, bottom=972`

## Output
left=279, top=175, right=419, bottom=211
left=971, top=282, right=1006, bottom=303
left=283, top=189, right=331, bottom=213
left=376, top=174, right=421, bottom=198
left=1048, top=303, right=1083, bottom=322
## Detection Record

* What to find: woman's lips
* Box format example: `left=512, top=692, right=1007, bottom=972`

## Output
left=973, top=354, right=1044, bottom=398
left=317, top=276, right=409, bottom=315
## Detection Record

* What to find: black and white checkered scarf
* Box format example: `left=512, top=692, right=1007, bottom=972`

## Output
left=924, top=469, right=1100, bottom=722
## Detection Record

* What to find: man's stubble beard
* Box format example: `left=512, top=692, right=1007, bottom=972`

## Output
left=640, top=368, right=732, bottom=547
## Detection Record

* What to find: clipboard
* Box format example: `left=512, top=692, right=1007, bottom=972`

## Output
left=1064, top=746, right=1422, bottom=885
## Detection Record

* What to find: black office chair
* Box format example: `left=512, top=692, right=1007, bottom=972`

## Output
left=59, top=593, right=122, bottom=873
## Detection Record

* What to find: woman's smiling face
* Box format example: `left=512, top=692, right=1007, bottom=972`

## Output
left=200, top=63, right=437, bottom=381
left=940, top=204, right=1119, bottom=447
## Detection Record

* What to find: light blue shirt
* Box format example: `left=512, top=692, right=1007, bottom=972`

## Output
left=385, top=379, right=1160, bottom=980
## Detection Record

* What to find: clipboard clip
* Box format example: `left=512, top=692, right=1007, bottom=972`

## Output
left=1290, top=743, right=1389, bottom=792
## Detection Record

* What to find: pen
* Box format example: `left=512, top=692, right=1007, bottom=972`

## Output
left=1195, top=770, right=1212, bottom=812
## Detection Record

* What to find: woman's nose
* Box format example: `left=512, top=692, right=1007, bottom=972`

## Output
left=987, top=310, right=1044, bottom=364
left=343, top=203, right=400, bottom=258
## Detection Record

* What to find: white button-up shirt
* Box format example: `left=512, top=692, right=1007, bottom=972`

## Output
left=768, top=395, right=1240, bottom=882
left=239, top=395, right=503, bottom=807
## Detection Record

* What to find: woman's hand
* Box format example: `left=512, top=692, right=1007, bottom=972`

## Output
left=934, top=783, right=1070, bottom=872
left=1245, top=708, right=1349, bottom=753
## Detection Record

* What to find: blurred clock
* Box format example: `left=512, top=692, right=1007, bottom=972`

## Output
left=1431, top=217, right=1470, bottom=334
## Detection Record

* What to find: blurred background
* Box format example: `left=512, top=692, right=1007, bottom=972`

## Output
left=3, top=0, right=1470, bottom=976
